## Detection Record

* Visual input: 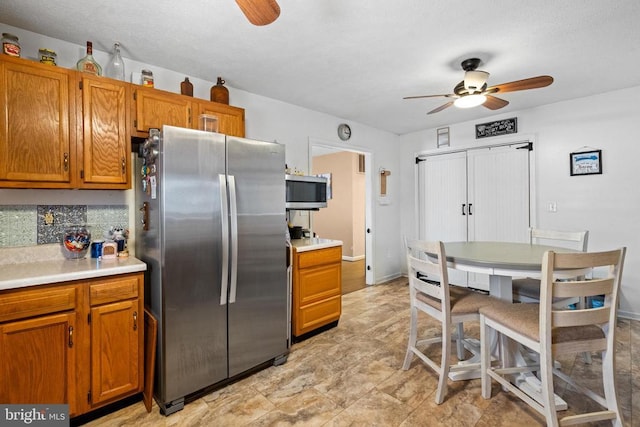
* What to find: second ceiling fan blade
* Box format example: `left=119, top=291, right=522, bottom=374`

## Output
left=428, top=101, right=454, bottom=114
left=403, top=94, right=453, bottom=100
left=236, top=0, right=280, bottom=26
left=487, top=75, right=554, bottom=94
left=483, top=95, right=509, bottom=110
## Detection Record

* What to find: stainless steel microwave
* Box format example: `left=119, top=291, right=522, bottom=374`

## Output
left=285, top=174, right=327, bottom=210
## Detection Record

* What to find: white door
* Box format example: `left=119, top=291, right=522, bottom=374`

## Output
left=466, top=144, right=531, bottom=290
left=417, top=143, right=531, bottom=290
left=418, top=151, right=468, bottom=286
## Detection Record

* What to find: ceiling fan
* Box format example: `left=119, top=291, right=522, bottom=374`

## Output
left=404, top=58, right=554, bottom=114
left=236, top=0, right=280, bottom=26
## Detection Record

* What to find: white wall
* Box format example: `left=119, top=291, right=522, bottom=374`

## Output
left=399, top=86, right=640, bottom=319
left=0, top=24, right=403, bottom=284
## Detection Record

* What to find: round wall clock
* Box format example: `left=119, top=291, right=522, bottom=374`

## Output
left=337, top=123, right=351, bottom=141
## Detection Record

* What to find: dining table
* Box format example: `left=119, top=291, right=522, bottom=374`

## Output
left=439, top=241, right=586, bottom=410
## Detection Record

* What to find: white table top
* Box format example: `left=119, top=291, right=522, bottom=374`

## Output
left=443, top=241, right=580, bottom=272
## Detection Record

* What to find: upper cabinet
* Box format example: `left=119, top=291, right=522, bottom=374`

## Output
left=0, top=55, right=75, bottom=187
left=133, top=86, right=245, bottom=138
left=77, top=75, right=131, bottom=189
left=0, top=55, right=130, bottom=189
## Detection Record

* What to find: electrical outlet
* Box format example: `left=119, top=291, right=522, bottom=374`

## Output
left=548, top=202, right=557, bottom=213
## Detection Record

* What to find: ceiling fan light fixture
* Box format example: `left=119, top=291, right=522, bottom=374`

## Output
left=464, top=70, right=490, bottom=93
left=454, top=94, right=487, bottom=109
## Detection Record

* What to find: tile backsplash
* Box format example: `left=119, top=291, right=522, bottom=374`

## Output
left=0, top=204, right=128, bottom=248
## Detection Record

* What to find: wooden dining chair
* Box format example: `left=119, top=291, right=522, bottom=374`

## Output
left=402, top=239, right=499, bottom=404
left=512, top=228, right=589, bottom=304
left=480, top=248, right=626, bottom=427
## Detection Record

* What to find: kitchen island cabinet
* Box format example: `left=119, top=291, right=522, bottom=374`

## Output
left=0, top=55, right=131, bottom=189
left=132, top=86, right=245, bottom=138
left=291, top=239, right=342, bottom=339
left=0, top=257, right=146, bottom=418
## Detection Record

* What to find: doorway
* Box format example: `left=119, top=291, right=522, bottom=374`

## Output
left=309, top=140, right=374, bottom=290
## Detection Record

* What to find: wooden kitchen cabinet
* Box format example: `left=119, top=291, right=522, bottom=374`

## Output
left=0, top=55, right=76, bottom=187
left=0, top=272, right=144, bottom=418
left=292, top=245, right=342, bottom=338
left=0, top=55, right=131, bottom=189
left=77, top=74, right=131, bottom=189
left=133, top=86, right=245, bottom=137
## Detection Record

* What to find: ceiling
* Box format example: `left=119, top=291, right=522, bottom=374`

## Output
left=1, top=0, right=638, bottom=135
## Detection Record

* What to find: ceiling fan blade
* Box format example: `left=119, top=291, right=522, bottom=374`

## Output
left=236, top=0, right=280, bottom=26
left=483, top=95, right=509, bottom=110
left=487, top=75, right=554, bottom=94
left=403, top=94, right=452, bottom=100
left=427, top=101, right=454, bottom=115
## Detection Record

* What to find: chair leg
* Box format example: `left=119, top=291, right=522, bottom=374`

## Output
left=402, top=305, right=418, bottom=370
left=455, top=322, right=465, bottom=360
left=540, top=349, right=559, bottom=427
left=601, top=349, right=623, bottom=426
left=435, top=320, right=452, bottom=404
left=480, top=315, right=491, bottom=399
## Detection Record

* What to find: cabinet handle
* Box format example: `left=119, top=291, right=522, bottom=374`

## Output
left=461, top=203, right=466, bottom=215
left=468, top=203, right=473, bottom=215
left=133, top=311, right=138, bottom=331
left=121, top=157, right=126, bottom=175
left=68, top=325, right=74, bottom=348
left=64, top=153, right=69, bottom=172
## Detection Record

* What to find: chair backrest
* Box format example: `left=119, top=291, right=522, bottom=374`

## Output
left=529, top=228, right=589, bottom=251
left=539, top=248, right=626, bottom=352
left=405, top=239, right=450, bottom=314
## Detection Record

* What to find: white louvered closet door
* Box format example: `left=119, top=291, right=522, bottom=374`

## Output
left=417, top=143, right=531, bottom=290
left=418, top=151, right=468, bottom=286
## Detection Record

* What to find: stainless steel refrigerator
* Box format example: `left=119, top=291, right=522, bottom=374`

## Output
left=135, top=125, right=289, bottom=415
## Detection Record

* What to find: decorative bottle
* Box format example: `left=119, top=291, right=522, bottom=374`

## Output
left=181, top=77, right=193, bottom=96
left=76, top=41, right=102, bottom=76
left=210, top=77, right=229, bottom=104
left=105, top=42, right=125, bottom=81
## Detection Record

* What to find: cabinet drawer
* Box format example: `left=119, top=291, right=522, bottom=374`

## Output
left=296, top=246, right=342, bottom=269
left=297, top=263, right=341, bottom=306
left=0, top=286, right=77, bottom=323
left=90, top=275, right=140, bottom=306
left=295, top=295, right=341, bottom=336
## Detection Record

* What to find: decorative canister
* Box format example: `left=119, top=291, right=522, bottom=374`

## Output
left=39, top=48, right=57, bottom=65
left=2, top=33, right=20, bottom=57
left=62, top=226, right=91, bottom=259
left=141, top=69, right=154, bottom=87
left=210, top=77, right=229, bottom=104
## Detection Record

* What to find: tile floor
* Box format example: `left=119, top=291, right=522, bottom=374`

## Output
left=84, top=278, right=638, bottom=426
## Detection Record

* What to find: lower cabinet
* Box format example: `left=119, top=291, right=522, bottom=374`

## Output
left=0, top=273, right=144, bottom=418
left=292, top=245, right=342, bottom=338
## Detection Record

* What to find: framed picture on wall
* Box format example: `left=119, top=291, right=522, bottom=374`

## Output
left=570, top=149, right=602, bottom=176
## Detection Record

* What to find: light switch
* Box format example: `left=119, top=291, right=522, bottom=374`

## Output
left=548, top=202, right=557, bottom=213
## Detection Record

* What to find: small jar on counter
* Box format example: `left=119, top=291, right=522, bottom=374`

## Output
left=2, top=33, right=20, bottom=57
left=39, top=48, right=57, bottom=65
left=141, top=69, right=154, bottom=87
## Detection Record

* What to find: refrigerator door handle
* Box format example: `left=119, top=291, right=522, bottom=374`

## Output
left=219, top=174, right=229, bottom=306
left=228, top=175, right=239, bottom=303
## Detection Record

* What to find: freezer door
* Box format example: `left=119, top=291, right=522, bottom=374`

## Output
left=227, top=137, right=287, bottom=376
left=159, top=126, right=228, bottom=403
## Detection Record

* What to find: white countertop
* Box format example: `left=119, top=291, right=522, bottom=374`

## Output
left=0, top=256, right=147, bottom=291
left=290, top=238, right=343, bottom=252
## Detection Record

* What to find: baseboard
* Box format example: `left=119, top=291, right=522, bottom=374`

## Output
left=618, top=310, right=640, bottom=321
left=342, top=255, right=365, bottom=262
left=376, top=272, right=403, bottom=284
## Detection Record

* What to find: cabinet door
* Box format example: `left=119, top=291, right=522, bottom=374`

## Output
left=78, top=75, right=130, bottom=188
left=0, top=56, right=74, bottom=186
left=197, top=102, right=245, bottom=137
left=90, top=299, right=140, bottom=405
left=133, top=87, right=192, bottom=135
left=0, top=312, right=77, bottom=415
